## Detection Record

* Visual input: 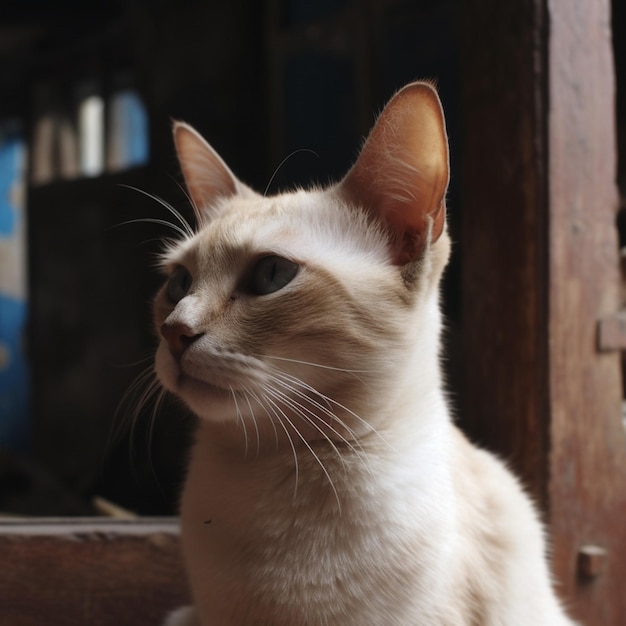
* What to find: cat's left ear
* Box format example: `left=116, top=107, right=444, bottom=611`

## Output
left=337, top=82, right=449, bottom=265
left=173, top=121, right=250, bottom=224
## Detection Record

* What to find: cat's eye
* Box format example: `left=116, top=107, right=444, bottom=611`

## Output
left=249, top=255, right=299, bottom=295
left=167, top=265, right=192, bottom=303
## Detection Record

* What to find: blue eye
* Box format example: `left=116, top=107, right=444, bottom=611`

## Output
left=250, top=255, right=299, bottom=295
left=167, top=265, right=192, bottom=303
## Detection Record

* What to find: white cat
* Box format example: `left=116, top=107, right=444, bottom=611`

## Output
left=155, top=82, right=577, bottom=625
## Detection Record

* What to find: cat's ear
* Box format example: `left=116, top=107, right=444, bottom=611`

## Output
left=173, top=121, right=248, bottom=223
left=338, top=82, right=449, bottom=265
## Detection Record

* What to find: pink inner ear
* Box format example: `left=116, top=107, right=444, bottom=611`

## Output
left=173, top=122, right=240, bottom=223
left=338, top=82, right=449, bottom=265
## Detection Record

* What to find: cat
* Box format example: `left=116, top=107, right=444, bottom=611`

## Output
left=155, top=82, right=577, bottom=625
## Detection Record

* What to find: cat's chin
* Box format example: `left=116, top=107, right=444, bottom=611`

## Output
left=177, top=374, right=232, bottom=401
left=170, top=374, right=240, bottom=421
left=155, top=347, right=235, bottom=412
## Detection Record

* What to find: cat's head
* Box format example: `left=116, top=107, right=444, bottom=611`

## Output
left=153, top=82, right=450, bottom=448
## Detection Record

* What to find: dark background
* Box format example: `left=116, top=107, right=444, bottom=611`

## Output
left=0, top=0, right=462, bottom=515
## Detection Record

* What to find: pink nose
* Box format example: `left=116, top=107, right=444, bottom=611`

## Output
left=161, top=322, right=202, bottom=361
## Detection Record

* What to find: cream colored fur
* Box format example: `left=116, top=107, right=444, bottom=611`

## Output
left=155, top=83, right=576, bottom=625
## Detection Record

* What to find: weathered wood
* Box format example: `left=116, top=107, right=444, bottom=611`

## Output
left=0, top=519, right=188, bottom=625
left=462, top=0, right=626, bottom=623
left=597, top=311, right=626, bottom=352
left=547, top=1, right=626, bottom=623
left=461, top=0, right=550, bottom=509
left=577, top=545, right=608, bottom=580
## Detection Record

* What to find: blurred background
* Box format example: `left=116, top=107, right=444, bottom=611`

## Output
left=0, top=0, right=463, bottom=516
left=0, top=0, right=624, bottom=520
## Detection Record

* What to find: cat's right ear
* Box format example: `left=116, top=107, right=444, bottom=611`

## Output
left=173, top=121, right=245, bottom=224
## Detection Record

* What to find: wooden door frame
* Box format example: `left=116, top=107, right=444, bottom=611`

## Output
left=461, top=0, right=626, bottom=623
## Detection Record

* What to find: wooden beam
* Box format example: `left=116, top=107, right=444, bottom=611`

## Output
left=0, top=519, right=189, bottom=625
left=460, top=0, right=550, bottom=508
left=547, top=0, right=626, bottom=623
left=462, top=0, right=626, bottom=623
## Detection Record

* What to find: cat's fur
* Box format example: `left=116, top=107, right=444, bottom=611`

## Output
left=155, top=83, right=576, bottom=625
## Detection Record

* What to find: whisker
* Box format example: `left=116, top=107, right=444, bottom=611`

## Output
left=261, top=354, right=377, bottom=375
left=263, top=385, right=349, bottom=471
left=242, top=389, right=261, bottom=458
left=274, top=370, right=393, bottom=451
left=121, top=236, right=182, bottom=262
left=111, top=373, right=163, bottom=485
left=128, top=377, right=163, bottom=458
left=269, top=373, right=358, bottom=438
left=231, top=387, right=249, bottom=457
left=252, top=389, right=300, bottom=502
left=265, top=374, right=376, bottom=477
left=113, top=217, right=190, bottom=239
left=119, top=184, right=195, bottom=237
left=146, top=387, right=169, bottom=502
left=247, top=387, right=279, bottom=449
left=168, top=175, right=200, bottom=226
left=265, top=378, right=357, bottom=449
left=263, top=148, right=319, bottom=197
left=110, top=364, right=157, bottom=448
left=263, top=388, right=341, bottom=512
left=110, top=354, right=155, bottom=369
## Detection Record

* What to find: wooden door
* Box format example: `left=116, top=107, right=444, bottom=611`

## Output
left=461, top=1, right=626, bottom=623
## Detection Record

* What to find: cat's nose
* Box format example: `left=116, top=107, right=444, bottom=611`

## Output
left=161, top=321, right=202, bottom=361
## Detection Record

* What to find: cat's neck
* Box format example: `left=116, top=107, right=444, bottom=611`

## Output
left=188, top=390, right=452, bottom=510
left=191, top=306, right=450, bottom=469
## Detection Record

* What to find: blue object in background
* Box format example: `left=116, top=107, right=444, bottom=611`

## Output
left=0, top=131, right=18, bottom=236
left=0, top=124, right=30, bottom=451
left=108, top=88, right=149, bottom=171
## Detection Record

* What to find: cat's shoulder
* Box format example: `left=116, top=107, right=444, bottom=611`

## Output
left=450, top=424, right=544, bottom=534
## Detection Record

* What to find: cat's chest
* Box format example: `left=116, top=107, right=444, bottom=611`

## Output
left=179, top=433, right=457, bottom=624
left=180, top=445, right=388, bottom=564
